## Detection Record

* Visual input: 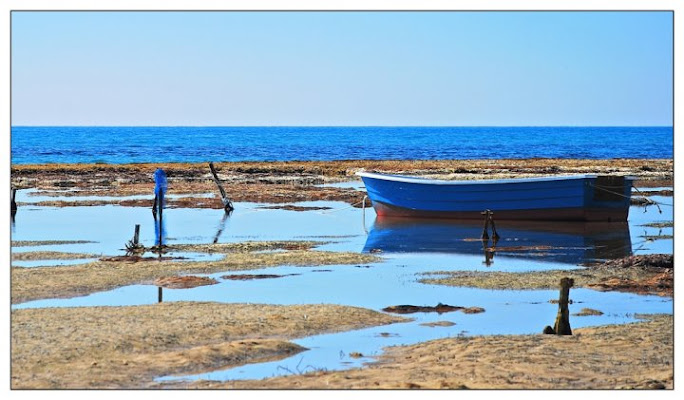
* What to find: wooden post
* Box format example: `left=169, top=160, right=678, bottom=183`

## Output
left=11, top=188, right=17, bottom=212
left=553, top=277, right=574, bottom=335
left=125, top=224, right=143, bottom=255
left=133, top=224, right=140, bottom=245
left=158, top=287, right=163, bottom=303
left=208, top=162, right=233, bottom=213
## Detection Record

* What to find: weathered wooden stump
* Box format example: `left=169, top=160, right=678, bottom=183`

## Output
left=125, top=224, right=144, bottom=254
left=544, top=277, right=574, bottom=335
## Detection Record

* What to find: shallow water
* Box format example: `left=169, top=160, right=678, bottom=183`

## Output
left=10, top=191, right=673, bottom=382
left=17, top=188, right=217, bottom=203
left=160, top=288, right=670, bottom=382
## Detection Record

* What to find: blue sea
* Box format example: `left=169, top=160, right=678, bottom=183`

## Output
left=10, top=126, right=673, bottom=165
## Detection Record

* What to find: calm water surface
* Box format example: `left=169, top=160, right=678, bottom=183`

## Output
left=10, top=190, right=673, bottom=382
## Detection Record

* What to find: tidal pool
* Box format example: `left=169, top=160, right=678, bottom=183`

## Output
left=10, top=190, right=673, bottom=383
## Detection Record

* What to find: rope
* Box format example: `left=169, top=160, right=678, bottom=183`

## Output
left=589, top=184, right=671, bottom=212
left=316, top=197, right=368, bottom=215
left=631, top=186, right=673, bottom=208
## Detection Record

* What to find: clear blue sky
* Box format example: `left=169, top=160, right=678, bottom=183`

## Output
left=11, top=11, right=673, bottom=126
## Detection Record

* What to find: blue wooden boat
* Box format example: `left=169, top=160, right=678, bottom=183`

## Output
left=357, top=172, right=634, bottom=221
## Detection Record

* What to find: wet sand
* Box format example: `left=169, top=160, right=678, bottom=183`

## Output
left=421, top=254, right=673, bottom=297
left=11, top=302, right=407, bottom=389
left=188, top=314, right=672, bottom=390
left=11, top=159, right=673, bottom=208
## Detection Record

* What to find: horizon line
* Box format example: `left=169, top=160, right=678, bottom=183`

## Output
left=10, top=125, right=674, bottom=128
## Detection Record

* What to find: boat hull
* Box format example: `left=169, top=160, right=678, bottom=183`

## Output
left=358, top=173, right=633, bottom=222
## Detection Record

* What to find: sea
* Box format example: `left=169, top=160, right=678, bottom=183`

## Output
left=10, top=126, right=673, bottom=165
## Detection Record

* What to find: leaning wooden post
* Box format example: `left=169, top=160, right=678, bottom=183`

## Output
left=553, top=277, right=574, bottom=335
left=133, top=224, right=140, bottom=246
left=208, top=162, right=234, bottom=213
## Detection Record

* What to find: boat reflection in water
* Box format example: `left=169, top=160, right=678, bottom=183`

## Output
left=363, top=218, right=632, bottom=266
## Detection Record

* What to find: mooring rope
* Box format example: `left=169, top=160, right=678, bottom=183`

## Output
left=316, top=196, right=368, bottom=215
left=589, top=184, right=671, bottom=212
left=630, top=186, right=673, bottom=207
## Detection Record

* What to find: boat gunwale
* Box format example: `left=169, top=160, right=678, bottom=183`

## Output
left=356, top=171, right=635, bottom=186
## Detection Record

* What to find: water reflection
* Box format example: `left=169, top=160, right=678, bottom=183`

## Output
left=213, top=211, right=231, bottom=244
left=364, top=218, right=632, bottom=265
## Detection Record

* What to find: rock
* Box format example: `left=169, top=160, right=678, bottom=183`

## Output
left=221, top=274, right=295, bottom=280
left=154, top=275, right=218, bottom=289
left=383, top=303, right=485, bottom=315
left=420, top=321, right=456, bottom=327
left=572, top=308, right=604, bottom=317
